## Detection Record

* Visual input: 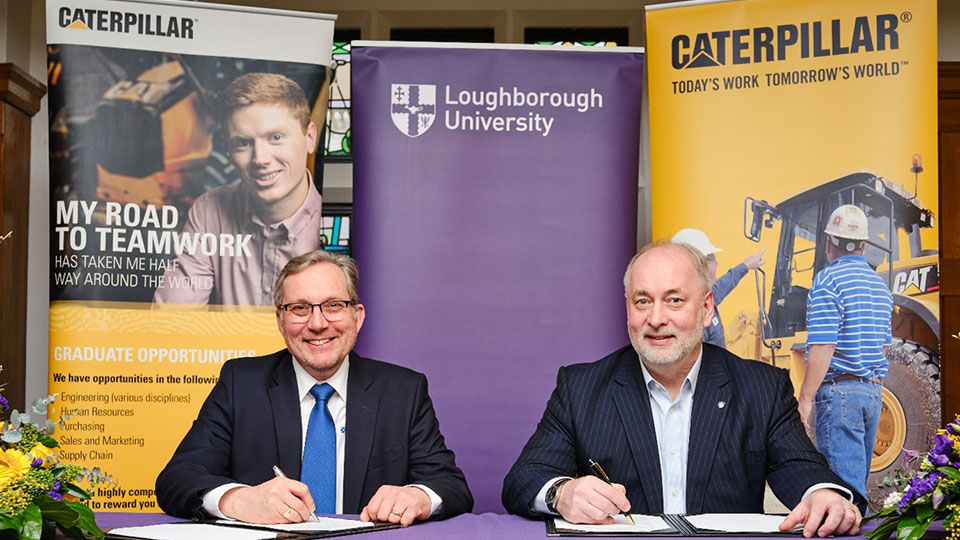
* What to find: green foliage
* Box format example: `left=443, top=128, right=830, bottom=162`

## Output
left=0, top=389, right=108, bottom=540
left=18, top=505, right=41, bottom=540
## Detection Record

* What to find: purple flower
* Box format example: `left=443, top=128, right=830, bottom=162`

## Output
left=897, top=472, right=940, bottom=513
left=946, top=420, right=960, bottom=436
left=31, top=458, right=43, bottom=468
left=928, top=434, right=954, bottom=467
left=902, top=449, right=921, bottom=467
left=0, top=395, right=8, bottom=411
left=47, top=482, right=63, bottom=501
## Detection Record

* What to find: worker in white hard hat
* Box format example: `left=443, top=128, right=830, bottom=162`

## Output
left=798, top=204, right=893, bottom=501
left=671, top=228, right=766, bottom=348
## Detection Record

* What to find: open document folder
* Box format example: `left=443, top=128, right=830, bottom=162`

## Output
left=106, top=516, right=399, bottom=540
left=548, top=513, right=804, bottom=536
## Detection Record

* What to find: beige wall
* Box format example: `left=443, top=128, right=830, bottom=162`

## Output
left=1, top=0, right=958, bottom=404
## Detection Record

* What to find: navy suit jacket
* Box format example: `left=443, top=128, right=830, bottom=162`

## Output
left=502, top=344, right=862, bottom=516
left=156, top=350, right=473, bottom=519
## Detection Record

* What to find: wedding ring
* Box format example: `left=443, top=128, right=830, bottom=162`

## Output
left=282, top=508, right=292, bottom=519
left=391, top=509, right=404, bottom=516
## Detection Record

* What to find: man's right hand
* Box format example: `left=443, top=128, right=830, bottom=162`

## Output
left=743, top=248, right=767, bottom=270
left=554, top=476, right=631, bottom=524
left=219, top=477, right=316, bottom=523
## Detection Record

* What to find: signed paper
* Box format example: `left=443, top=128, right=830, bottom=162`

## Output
left=554, top=514, right=673, bottom=533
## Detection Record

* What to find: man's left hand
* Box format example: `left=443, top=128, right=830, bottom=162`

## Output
left=359, top=485, right=431, bottom=527
left=780, top=488, right=861, bottom=537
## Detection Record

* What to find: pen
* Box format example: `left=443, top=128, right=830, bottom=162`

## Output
left=588, top=459, right=635, bottom=525
left=273, top=465, right=320, bottom=522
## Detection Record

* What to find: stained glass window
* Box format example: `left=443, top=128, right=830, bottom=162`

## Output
left=525, top=27, right=628, bottom=47
left=325, top=40, right=352, bottom=159
left=320, top=204, right=351, bottom=254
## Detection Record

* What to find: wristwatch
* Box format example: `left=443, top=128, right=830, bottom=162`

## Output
left=545, top=478, right=571, bottom=514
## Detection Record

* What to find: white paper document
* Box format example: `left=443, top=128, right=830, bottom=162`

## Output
left=554, top=514, right=673, bottom=533
left=685, top=513, right=797, bottom=533
left=108, top=523, right=278, bottom=540
left=216, top=516, right=376, bottom=532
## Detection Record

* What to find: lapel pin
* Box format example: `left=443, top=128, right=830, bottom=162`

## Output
left=718, top=401, right=726, bottom=409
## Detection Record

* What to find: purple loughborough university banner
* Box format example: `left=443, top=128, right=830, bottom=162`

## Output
left=351, top=42, right=645, bottom=513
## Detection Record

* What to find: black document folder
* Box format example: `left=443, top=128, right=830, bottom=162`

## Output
left=105, top=519, right=401, bottom=540
left=546, top=513, right=803, bottom=537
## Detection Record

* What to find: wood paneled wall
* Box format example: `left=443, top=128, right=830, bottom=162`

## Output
left=0, top=63, right=46, bottom=411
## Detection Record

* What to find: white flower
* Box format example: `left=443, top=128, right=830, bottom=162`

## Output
left=883, top=490, right=903, bottom=510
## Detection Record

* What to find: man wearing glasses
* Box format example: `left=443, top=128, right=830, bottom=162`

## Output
left=156, top=250, right=473, bottom=525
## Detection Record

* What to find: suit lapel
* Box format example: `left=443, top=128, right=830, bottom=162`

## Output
left=269, top=353, right=304, bottom=479
left=686, top=347, right=732, bottom=514
left=611, top=350, right=664, bottom=514
left=343, top=354, right=379, bottom=513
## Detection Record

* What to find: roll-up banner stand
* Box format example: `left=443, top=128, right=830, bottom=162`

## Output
left=46, top=0, right=334, bottom=511
left=350, top=42, right=645, bottom=512
left=646, top=0, right=938, bottom=508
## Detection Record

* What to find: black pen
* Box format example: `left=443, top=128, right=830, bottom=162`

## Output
left=588, top=459, right=635, bottom=525
left=273, top=465, right=320, bottom=522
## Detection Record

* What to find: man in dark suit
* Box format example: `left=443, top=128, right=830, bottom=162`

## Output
left=156, top=250, right=472, bottom=525
left=502, top=241, right=863, bottom=537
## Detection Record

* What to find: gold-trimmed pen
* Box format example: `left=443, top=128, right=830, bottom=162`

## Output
left=587, top=459, right=635, bottom=525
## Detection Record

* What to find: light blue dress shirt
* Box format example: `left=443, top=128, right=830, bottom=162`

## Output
left=639, top=354, right=701, bottom=514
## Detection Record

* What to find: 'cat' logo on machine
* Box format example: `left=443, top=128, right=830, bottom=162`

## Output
left=59, top=6, right=195, bottom=39
left=891, top=264, right=939, bottom=296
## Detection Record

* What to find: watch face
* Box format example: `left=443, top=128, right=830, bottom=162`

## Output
left=546, top=479, right=567, bottom=510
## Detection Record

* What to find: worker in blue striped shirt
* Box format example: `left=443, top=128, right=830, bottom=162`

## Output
left=797, top=204, right=893, bottom=500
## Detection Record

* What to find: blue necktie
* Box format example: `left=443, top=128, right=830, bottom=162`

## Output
left=301, top=383, right=336, bottom=513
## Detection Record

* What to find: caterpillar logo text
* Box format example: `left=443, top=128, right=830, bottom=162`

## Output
left=892, top=264, right=939, bottom=296
left=59, top=7, right=194, bottom=39
left=673, top=14, right=899, bottom=69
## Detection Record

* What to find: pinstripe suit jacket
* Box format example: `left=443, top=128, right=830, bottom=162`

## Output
left=502, top=344, right=858, bottom=516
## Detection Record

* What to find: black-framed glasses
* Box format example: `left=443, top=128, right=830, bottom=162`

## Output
left=279, top=300, right=354, bottom=321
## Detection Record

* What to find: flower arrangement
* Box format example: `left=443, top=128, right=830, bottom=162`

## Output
left=0, top=373, right=108, bottom=540
left=865, top=415, right=960, bottom=540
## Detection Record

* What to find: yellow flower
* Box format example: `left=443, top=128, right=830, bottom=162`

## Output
left=29, top=443, right=57, bottom=467
left=0, top=448, right=33, bottom=488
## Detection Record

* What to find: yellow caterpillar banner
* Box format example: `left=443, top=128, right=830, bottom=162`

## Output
left=646, top=0, right=938, bottom=508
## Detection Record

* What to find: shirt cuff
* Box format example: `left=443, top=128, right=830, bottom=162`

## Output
left=407, top=484, right=443, bottom=517
left=202, top=483, right=248, bottom=519
left=802, top=483, right=853, bottom=502
left=531, top=476, right=572, bottom=515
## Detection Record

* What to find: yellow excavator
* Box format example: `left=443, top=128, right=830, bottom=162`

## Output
left=736, top=160, right=939, bottom=508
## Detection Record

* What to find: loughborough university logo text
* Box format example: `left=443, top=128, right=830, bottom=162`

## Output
left=391, top=84, right=436, bottom=137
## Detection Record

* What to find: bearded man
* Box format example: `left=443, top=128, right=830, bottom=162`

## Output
left=502, top=241, right=864, bottom=538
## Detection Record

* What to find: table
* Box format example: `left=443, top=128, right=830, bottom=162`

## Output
left=92, top=513, right=947, bottom=540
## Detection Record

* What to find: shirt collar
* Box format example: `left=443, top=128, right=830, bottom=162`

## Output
left=291, top=353, right=349, bottom=403
left=829, top=254, right=867, bottom=266
left=638, top=348, right=703, bottom=395
left=248, top=170, right=322, bottom=235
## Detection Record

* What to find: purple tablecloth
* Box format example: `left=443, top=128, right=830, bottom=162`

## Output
left=92, top=513, right=947, bottom=540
